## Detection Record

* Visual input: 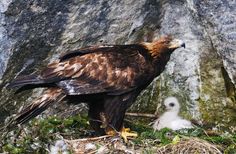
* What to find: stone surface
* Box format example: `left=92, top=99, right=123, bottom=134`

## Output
left=0, top=0, right=13, bottom=78
left=0, top=0, right=235, bottom=132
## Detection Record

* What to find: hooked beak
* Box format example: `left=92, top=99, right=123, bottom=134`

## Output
left=169, top=39, right=185, bottom=49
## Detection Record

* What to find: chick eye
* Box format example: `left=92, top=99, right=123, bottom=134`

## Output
left=169, top=102, right=175, bottom=107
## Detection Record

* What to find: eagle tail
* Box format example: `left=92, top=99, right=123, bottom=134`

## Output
left=7, top=74, right=43, bottom=88
left=15, top=88, right=66, bottom=125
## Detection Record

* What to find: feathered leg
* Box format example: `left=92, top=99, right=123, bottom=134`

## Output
left=88, top=91, right=139, bottom=142
left=104, top=93, right=138, bottom=142
left=88, top=100, right=106, bottom=135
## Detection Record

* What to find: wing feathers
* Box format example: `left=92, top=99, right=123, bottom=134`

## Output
left=59, top=44, right=148, bottom=61
left=57, top=80, right=108, bottom=95
left=59, top=46, right=103, bottom=61
left=15, top=88, right=66, bottom=124
left=7, top=74, right=43, bottom=88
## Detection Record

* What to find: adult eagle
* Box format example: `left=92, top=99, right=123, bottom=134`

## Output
left=8, top=36, right=185, bottom=141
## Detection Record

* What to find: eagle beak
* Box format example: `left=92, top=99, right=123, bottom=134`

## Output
left=169, top=39, right=185, bottom=49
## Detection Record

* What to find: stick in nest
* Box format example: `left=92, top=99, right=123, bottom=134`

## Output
left=64, top=135, right=113, bottom=143
left=125, top=112, right=158, bottom=118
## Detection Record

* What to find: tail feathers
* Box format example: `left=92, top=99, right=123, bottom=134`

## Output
left=15, top=88, right=66, bottom=125
left=7, top=74, right=43, bottom=88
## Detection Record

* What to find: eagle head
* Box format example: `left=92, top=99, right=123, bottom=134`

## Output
left=143, top=36, right=185, bottom=58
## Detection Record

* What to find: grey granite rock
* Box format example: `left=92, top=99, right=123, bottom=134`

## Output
left=0, top=0, right=235, bottom=132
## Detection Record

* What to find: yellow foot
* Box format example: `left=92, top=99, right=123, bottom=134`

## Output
left=105, top=127, right=138, bottom=142
left=106, top=129, right=117, bottom=136
left=120, top=127, right=138, bottom=143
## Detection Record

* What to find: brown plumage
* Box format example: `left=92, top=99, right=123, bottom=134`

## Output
left=8, top=36, right=185, bottom=134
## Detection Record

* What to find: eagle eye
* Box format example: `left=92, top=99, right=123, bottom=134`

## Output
left=169, top=102, right=175, bottom=107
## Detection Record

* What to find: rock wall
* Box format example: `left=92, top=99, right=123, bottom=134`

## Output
left=0, top=0, right=235, bottom=132
left=0, top=0, right=13, bottom=79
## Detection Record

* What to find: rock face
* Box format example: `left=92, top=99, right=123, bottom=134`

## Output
left=0, top=0, right=235, bottom=132
left=0, top=0, right=13, bottom=79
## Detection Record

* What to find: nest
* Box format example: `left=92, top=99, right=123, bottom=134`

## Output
left=64, top=135, right=132, bottom=154
left=156, top=137, right=222, bottom=154
left=62, top=136, right=223, bottom=154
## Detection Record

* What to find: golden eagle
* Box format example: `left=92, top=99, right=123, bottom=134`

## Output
left=8, top=36, right=185, bottom=141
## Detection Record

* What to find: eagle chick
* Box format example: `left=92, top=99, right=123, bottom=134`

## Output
left=153, top=97, right=193, bottom=131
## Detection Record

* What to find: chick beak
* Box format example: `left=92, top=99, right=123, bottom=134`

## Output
left=169, top=39, right=185, bottom=49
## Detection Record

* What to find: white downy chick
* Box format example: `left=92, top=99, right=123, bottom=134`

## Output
left=153, top=97, right=193, bottom=131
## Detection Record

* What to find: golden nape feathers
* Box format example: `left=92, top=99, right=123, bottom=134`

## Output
left=142, top=36, right=185, bottom=58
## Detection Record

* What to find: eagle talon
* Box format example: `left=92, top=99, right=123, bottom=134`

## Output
left=106, top=129, right=117, bottom=136
left=120, top=127, right=138, bottom=143
left=105, top=127, right=137, bottom=142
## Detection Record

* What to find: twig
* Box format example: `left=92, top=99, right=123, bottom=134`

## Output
left=64, top=135, right=112, bottom=143
left=87, top=150, right=97, bottom=154
left=125, top=112, right=158, bottom=118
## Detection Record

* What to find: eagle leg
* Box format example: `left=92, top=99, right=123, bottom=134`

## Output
left=88, top=101, right=106, bottom=135
left=88, top=91, right=139, bottom=142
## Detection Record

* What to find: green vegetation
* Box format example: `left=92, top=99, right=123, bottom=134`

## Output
left=1, top=115, right=90, bottom=154
left=129, top=121, right=236, bottom=153
left=1, top=115, right=236, bottom=153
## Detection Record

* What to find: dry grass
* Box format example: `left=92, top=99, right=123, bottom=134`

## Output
left=64, top=136, right=223, bottom=154
left=156, top=137, right=222, bottom=154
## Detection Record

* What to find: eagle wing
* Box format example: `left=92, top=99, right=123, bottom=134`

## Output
left=57, top=78, right=136, bottom=96
left=59, top=45, right=114, bottom=61
left=39, top=45, right=151, bottom=96
left=59, top=44, right=149, bottom=61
